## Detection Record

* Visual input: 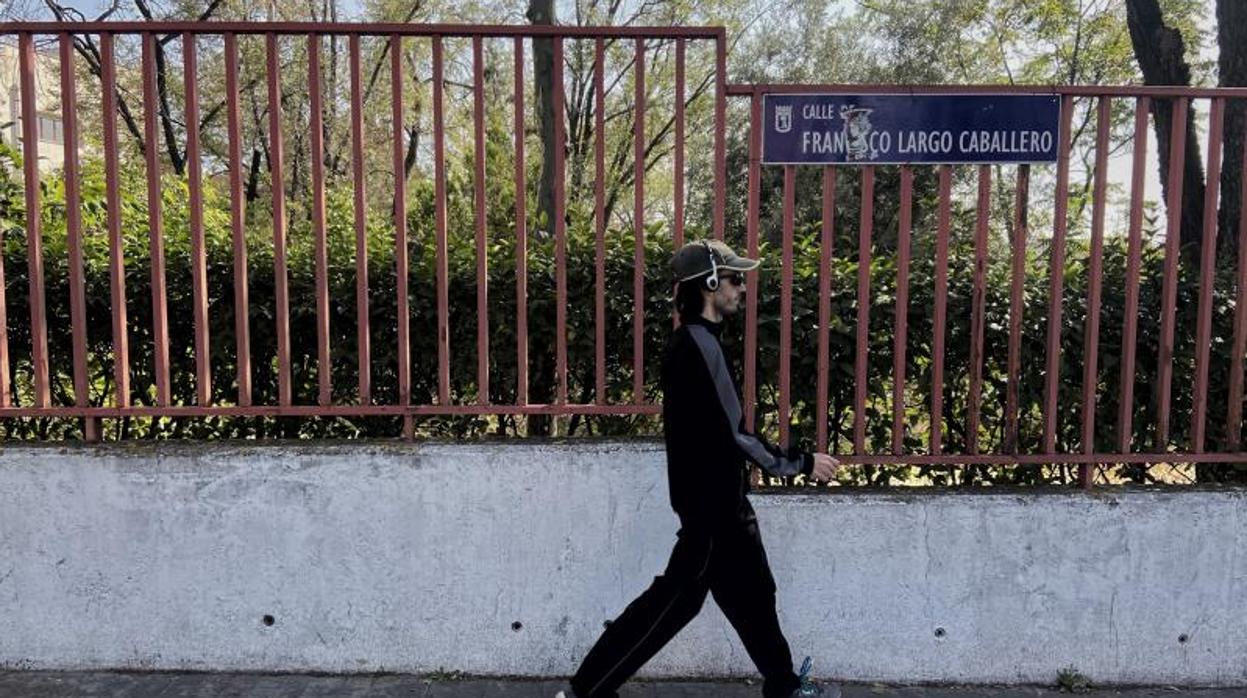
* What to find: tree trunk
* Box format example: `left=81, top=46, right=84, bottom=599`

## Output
left=1218, top=0, right=1246, bottom=257
left=1204, top=0, right=1247, bottom=478
left=1125, top=0, right=1206, bottom=267
left=526, top=0, right=560, bottom=435
left=528, top=0, right=558, bottom=234
left=246, top=147, right=263, bottom=205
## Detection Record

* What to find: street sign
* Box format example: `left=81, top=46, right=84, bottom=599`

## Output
left=762, top=93, right=1061, bottom=165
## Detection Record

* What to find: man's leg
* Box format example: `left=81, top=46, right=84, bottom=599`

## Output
left=569, top=529, right=715, bottom=698
left=710, top=521, right=801, bottom=698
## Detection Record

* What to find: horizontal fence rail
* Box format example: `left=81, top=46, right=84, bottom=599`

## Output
left=2, top=22, right=1247, bottom=487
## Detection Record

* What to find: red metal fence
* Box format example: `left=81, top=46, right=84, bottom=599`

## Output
left=0, top=22, right=725, bottom=437
left=3, top=21, right=1247, bottom=487
left=734, top=84, right=1247, bottom=486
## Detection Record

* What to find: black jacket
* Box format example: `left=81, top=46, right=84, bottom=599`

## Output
left=661, top=315, right=814, bottom=529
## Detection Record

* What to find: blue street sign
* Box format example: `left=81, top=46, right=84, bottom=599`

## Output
left=762, top=93, right=1061, bottom=165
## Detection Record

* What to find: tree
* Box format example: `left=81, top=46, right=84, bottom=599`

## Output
left=1216, top=0, right=1246, bottom=256
left=1124, top=0, right=1206, bottom=265
left=526, top=0, right=558, bottom=236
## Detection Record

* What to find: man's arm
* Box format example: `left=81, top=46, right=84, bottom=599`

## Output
left=734, top=425, right=813, bottom=478
left=685, top=326, right=813, bottom=478
left=725, top=398, right=840, bottom=481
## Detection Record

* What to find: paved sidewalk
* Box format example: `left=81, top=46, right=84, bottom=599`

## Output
left=0, top=673, right=1240, bottom=698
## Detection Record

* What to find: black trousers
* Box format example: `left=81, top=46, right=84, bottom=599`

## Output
left=570, top=518, right=801, bottom=698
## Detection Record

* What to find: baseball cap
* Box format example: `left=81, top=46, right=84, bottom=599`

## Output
left=670, top=240, right=760, bottom=283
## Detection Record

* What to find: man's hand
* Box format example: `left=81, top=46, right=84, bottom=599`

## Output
left=810, top=453, right=839, bottom=482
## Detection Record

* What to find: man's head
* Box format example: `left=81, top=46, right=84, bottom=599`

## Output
left=670, top=240, right=759, bottom=323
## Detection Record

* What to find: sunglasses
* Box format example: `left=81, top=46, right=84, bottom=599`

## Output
left=718, top=272, right=746, bottom=287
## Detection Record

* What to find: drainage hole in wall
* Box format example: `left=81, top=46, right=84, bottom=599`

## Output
left=1178, top=634, right=1188, bottom=644
left=512, top=621, right=523, bottom=632
left=262, top=615, right=275, bottom=627
left=934, top=627, right=946, bottom=638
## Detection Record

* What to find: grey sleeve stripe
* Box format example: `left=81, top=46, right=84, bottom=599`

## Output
left=687, top=326, right=804, bottom=476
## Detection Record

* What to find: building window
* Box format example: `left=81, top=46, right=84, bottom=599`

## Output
left=37, top=114, right=63, bottom=145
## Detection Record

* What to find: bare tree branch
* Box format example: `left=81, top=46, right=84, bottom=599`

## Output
left=133, top=0, right=186, bottom=174
left=44, top=0, right=146, bottom=151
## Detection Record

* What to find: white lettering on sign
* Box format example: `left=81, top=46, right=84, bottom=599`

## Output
left=802, top=130, right=848, bottom=154
left=802, top=129, right=1055, bottom=159
left=802, top=103, right=839, bottom=120
left=897, top=130, right=954, bottom=155
left=801, top=129, right=892, bottom=157
left=958, top=130, right=1054, bottom=154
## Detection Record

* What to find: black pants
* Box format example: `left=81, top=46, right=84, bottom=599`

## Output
left=570, top=518, right=801, bottom=698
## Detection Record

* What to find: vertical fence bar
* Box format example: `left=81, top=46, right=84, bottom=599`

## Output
left=0, top=119, right=6, bottom=406
left=224, top=33, right=250, bottom=406
left=56, top=35, right=81, bottom=396
left=142, top=32, right=170, bottom=406
left=0, top=19, right=24, bottom=404
left=1118, top=98, right=1149, bottom=454
left=1042, top=95, right=1075, bottom=454
left=1006, top=165, right=1029, bottom=454
left=184, top=33, right=211, bottom=407
left=60, top=32, right=94, bottom=438
left=968, top=165, right=990, bottom=455
left=632, top=37, right=645, bottom=404
left=101, top=33, right=130, bottom=408
left=674, top=38, right=685, bottom=250
left=1191, top=97, right=1225, bottom=454
left=0, top=205, right=5, bottom=406
left=712, top=33, right=726, bottom=241
left=744, top=91, right=761, bottom=430
left=266, top=32, right=292, bottom=406
left=854, top=166, right=874, bottom=455
left=931, top=165, right=951, bottom=455
left=514, top=36, right=528, bottom=407
left=554, top=36, right=568, bottom=406
left=1229, top=119, right=1247, bottom=451
left=1156, top=97, right=1189, bottom=451
left=779, top=166, right=795, bottom=447
left=349, top=34, right=370, bottom=405
left=594, top=38, right=607, bottom=402
left=892, top=167, right=913, bottom=455
left=816, top=166, right=836, bottom=454
left=671, top=39, right=684, bottom=331
left=473, top=36, right=490, bottom=405
left=432, top=35, right=450, bottom=406
left=1081, top=96, right=1111, bottom=487
left=393, top=34, right=412, bottom=435
left=18, top=33, right=48, bottom=408
left=309, top=33, right=331, bottom=407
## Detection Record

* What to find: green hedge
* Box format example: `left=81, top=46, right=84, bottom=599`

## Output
left=2, top=144, right=1245, bottom=486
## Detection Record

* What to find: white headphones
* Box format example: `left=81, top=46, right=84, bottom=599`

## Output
left=701, top=240, right=720, bottom=291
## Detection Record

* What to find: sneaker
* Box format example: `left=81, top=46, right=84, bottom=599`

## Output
left=791, top=656, right=842, bottom=698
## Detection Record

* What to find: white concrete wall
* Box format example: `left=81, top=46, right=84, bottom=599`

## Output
left=1, top=442, right=1245, bottom=686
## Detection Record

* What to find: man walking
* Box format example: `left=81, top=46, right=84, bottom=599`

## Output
left=559, top=240, right=840, bottom=698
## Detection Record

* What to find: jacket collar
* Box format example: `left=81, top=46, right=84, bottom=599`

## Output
left=683, top=314, right=724, bottom=338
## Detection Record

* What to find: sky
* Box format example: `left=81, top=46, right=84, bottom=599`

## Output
left=16, top=0, right=1220, bottom=31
